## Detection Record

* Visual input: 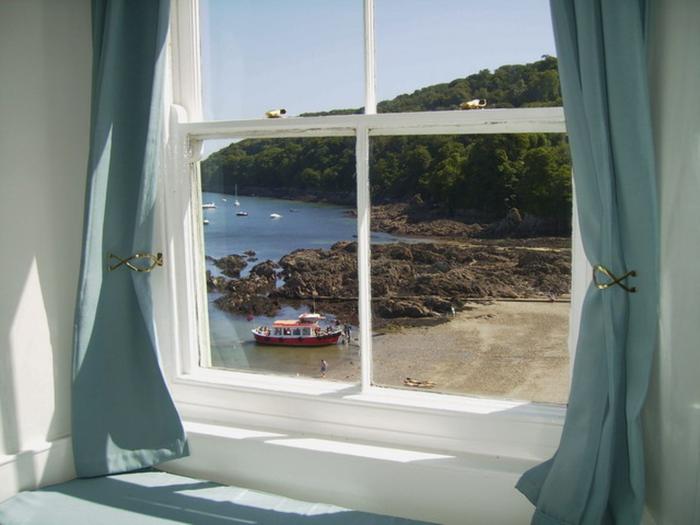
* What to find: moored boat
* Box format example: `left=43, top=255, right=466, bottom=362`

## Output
left=202, top=202, right=216, bottom=209
left=236, top=211, right=249, bottom=216
left=252, top=313, right=342, bottom=346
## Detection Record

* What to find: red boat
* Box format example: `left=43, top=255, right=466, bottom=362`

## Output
left=252, top=313, right=342, bottom=346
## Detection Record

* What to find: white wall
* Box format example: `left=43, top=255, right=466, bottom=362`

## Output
left=0, top=0, right=91, bottom=500
left=645, top=1, right=700, bottom=524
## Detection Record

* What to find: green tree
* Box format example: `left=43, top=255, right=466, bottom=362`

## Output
left=518, top=146, right=572, bottom=221
left=201, top=56, right=571, bottom=227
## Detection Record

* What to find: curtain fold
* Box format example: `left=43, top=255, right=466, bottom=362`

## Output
left=516, top=1, right=658, bottom=523
left=72, top=0, right=188, bottom=478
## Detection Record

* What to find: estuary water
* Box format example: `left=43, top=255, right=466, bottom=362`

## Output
left=202, top=192, right=400, bottom=277
left=201, top=191, right=407, bottom=379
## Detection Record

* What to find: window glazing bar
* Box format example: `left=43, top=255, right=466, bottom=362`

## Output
left=180, top=107, right=566, bottom=141
left=356, top=125, right=373, bottom=392
left=358, top=0, right=376, bottom=391
left=364, top=0, right=377, bottom=115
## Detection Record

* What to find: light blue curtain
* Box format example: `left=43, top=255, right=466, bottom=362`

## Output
left=516, top=1, right=659, bottom=524
left=72, top=0, right=188, bottom=478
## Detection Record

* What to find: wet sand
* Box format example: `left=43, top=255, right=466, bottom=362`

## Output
left=325, top=300, right=571, bottom=405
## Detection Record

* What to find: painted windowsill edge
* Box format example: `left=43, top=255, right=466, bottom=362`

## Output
left=164, top=420, right=539, bottom=524
left=172, top=367, right=567, bottom=421
left=169, top=368, right=567, bottom=465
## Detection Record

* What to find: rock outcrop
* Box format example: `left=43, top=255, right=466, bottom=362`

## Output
left=213, top=259, right=279, bottom=316
left=212, top=254, right=248, bottom=278
left=208, top=240, right=571, bottom=327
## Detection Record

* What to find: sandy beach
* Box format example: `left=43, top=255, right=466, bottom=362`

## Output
left=324, top=300, right=571, bottom=405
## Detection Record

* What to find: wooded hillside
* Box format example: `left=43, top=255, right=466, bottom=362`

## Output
left=201, top=56, right=571, bottom=225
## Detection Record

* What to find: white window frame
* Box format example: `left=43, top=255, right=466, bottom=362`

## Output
left=157, top=0, right=585, bottom=462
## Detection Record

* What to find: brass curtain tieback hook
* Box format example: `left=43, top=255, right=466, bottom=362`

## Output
left=108, top=252, right=163, bottom=273
left=593, top=264, right=637, bottom=293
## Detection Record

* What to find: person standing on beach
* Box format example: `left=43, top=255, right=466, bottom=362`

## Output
left=320, top=359, right=328, bottom=378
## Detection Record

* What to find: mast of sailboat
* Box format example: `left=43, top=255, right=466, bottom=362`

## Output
left=234, top=184, right=240, bottom=206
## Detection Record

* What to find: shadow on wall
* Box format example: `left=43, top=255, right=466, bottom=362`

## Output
left=0, top=0, right=90, bottom=491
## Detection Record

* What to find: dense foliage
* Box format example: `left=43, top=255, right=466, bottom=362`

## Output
left=201, top=56, right=571, bottom=224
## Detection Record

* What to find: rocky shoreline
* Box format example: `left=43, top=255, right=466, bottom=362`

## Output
left=207, top=238, right=571, bottom=329
left=204, top=195, right=571, bottom=328
left=230, top=187, right=570, bottom=239
left=367, top=203, right=570, bottom=239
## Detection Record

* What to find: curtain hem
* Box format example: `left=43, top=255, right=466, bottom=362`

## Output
left=75, top=438, right=189, bottom=479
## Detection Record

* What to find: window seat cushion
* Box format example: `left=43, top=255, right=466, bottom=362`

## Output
left=0, top=470, right=434, bottom=524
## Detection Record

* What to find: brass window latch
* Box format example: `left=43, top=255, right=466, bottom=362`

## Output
left=108, top=252, right=163, bottom=273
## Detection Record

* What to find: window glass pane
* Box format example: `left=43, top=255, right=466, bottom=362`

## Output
left=369, top=133, right=572, bottom=403
left=200, top=137, right=371, bottom=382
left=199, top=0, right=364, bottom=121
left=375, top=0, right=560, bottom=112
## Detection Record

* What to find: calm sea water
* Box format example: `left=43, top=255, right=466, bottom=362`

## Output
left=201, top=191, right=408, bottom=378
left=202, top=191, right=400, bottom=277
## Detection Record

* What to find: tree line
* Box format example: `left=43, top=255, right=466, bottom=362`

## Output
left=201, top=56, right=571, bottom=225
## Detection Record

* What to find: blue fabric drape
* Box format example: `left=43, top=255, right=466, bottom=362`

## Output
left=72, top=0, right=188, bottom=478
left=516, top=1, right=658, bottom=524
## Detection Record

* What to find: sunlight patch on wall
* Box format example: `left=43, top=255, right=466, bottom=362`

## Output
left=8, top=258, right=55, bottom=452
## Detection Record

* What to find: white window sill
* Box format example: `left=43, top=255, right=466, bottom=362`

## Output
left=162, top=418, right=658, bottom=525
left=169, top=367, right=565, bottom=463
left=161, top=419, right=543, bottom=524
left=178, top=419, right=537, bottom=475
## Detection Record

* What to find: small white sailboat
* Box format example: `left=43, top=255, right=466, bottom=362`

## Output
left=270, top=213, right=282, bottom=219
left=203, top=219, right=210, bottom=225
left=202, top=202, right=216, bottom=209
left=234, top=184, right=240, bottom=207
